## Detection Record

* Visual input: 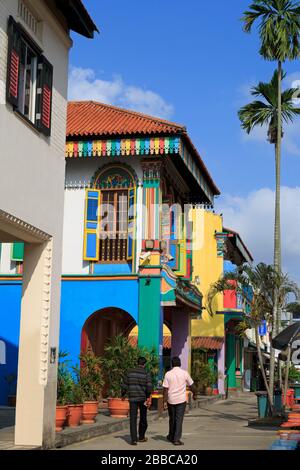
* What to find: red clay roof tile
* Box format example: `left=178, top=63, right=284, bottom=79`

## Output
left=66, top=101, right=220, bottom=196
left=67, top=101, right=185, bottom=137
left=128, top=336, right=224, bottom=350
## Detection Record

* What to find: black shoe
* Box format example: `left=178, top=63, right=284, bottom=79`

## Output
left=138, top=437, right=148, bottom=442
left=130, top=441, right=138, bottom=445
left=173, top=440, right=184, bottom=446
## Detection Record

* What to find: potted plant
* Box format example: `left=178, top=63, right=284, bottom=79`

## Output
left=56, top=352, right=73, bottom=432
left=79, top=350, right=104, bottom=424
left=66, top=381, right=84, bottom=427
left=204, top=368, right=218, bottom=396
left=192, top=359, right=206, bottom=396
left=193, top=362, right=217, bottom=396
left=101, top=335, right=159, bottom=418
left=101, top=335, right=134, bottom=417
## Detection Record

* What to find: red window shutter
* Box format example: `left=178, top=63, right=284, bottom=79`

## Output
left=36, top=55, right=53, bottom=136
left=6, top=16, right=21, bottom=107
left=42, top=84, right=51, bottom=129
left=9, top=50, right=19, bottom=98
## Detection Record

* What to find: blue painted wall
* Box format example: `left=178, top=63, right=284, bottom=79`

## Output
left=93, top=263, right=132, bottom=275
left=60, top=279, right=139, bottom=366
left=0, top=278, right=139, bottom=404
left=0, top=281, right=22, bottom=405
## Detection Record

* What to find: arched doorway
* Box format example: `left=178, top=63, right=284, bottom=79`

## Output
left=81, top=307, right=136, bottom=358
left=128, top=323, right=172, bottom=373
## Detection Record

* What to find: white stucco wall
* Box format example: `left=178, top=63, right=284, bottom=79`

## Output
left=0, top=243, right=15, bottom=273
left=0, top=0, right=74, bottom=447
left=62, top=157, right=143, bottom=274
left=0, top=0, right=70, bottom=238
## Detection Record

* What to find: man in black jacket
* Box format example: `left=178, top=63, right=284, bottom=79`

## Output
left=121, top=357, right=153, bottom=445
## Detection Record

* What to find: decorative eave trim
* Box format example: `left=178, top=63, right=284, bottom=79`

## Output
left=0, top=210, right=51, bottom=242
left=66, top=136, right=180, bottom=158
left=65, top=135, right=216, bottom=204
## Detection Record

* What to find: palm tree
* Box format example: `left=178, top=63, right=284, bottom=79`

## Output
left=207, top=263, right=300, bottom=413
left=238, top=69, right=300, bottom=336
left=243, top=0, right=300, bottom=276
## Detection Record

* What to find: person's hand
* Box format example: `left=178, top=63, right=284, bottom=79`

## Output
left=145, top=398, right=152, bottom=408
left=163, top=401, right=168, bottom=411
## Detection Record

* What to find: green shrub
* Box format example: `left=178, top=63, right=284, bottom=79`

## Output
left=101, top=335, right=159, bottom=397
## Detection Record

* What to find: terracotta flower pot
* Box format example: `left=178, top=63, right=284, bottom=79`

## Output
left=67, top=404, right=83, bottom=427
left=108, top=398, right=129, bottom=418
left=56, top=405, right=68, bottom=432
left=82, top=401, right=99, bottom=424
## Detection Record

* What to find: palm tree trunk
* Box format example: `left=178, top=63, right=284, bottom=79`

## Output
left=274, top=60, right=282, bottom=276
left=274, top=61, right=282, bottom=340
left=283, top=346, right=292, bottom=410
left=268, top=345, right=275, bottom=413
left=255, top=326, right=274, bottom=414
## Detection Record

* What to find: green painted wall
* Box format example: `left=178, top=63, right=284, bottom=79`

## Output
left=138, top=276, right=162, bottom=355
left=226, top=334, right=236, bottom=389
left=239, top=338, right=243, bottom=375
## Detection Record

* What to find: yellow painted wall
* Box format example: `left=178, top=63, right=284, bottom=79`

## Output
left=130, top=324, right=171, bottom=337
left=190, top=209, right=225, bottom=337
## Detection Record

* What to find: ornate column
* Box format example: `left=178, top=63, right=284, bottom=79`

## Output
left=218, top=342, right=226, bottom=395
left=138, top=160, right=163, bottom=366
left=171, top=307, right=191, bottom=372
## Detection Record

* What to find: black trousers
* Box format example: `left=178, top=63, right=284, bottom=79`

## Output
left=129, top=401, right=148, bottom=442
left=167, top=402, right=186, bottom=442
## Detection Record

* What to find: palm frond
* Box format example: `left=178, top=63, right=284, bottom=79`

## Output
left=242, top=0, right=300, bottom=61
left=238, top=68, right=300, bottom=135
left=238, top=100, right=274, bottom=133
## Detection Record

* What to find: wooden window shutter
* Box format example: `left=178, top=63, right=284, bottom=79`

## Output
left=11, top=242, right=24, bottom=261
left=127, top=188, right=136, bottom=260
left=174, top=213, right=187, bottom=276
left=168, top=205, right=180, bottom=270
left=6, top=16, right=21, bottom=108
left=83, top=189, right=101, bottom=261
left=36, top=55, right=53, bottom=136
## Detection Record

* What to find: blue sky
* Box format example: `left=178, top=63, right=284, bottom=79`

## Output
left=69, top=0, right=300, bottom=282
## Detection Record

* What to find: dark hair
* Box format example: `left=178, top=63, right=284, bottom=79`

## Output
left=172, top=356, right=181, bottom=368
left=138, top=357, right=147, bottom=366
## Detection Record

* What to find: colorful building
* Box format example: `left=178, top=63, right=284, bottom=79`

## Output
left=61, top=101, right=220, bottom=373
left=191, top=212, right=255, bottom=395
left=0, top=101, right=220, bottom=402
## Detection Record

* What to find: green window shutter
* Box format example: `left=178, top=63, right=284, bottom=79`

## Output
left=11, top=242, right=24, bottom=261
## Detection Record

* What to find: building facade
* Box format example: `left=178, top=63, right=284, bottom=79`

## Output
left=191, top=215, right=271, bottom=395
left=61, top=101, right=220, bottom=374
left=0, top=100, right=220, bottom=404
left=0, top=0, right=97, bottom=447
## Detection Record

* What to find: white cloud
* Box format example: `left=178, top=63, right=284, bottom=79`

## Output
left=216, top=187, right=300, bottom=284
left=68, top=66, right=174, bottom=119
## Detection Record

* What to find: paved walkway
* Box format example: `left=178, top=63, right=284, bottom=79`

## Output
left=0, top=407, right=38, bottom=450
left=61, top=393, right=277, bottom=450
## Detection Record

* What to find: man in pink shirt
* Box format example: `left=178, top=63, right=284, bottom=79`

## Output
left=163, top=356, right=196, bottom=446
